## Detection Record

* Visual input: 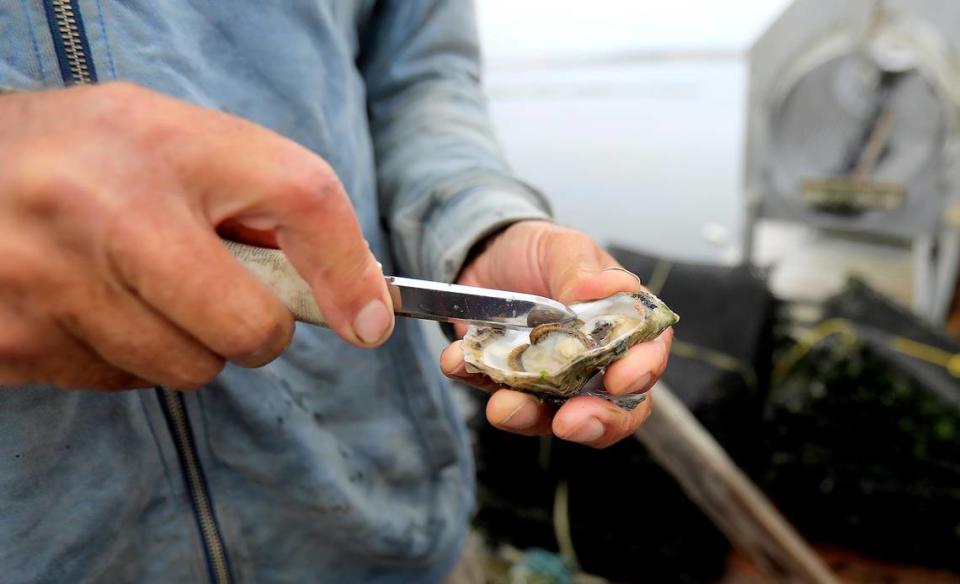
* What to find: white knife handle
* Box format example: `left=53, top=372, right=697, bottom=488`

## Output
left=222, top=239, right=328, bottom=327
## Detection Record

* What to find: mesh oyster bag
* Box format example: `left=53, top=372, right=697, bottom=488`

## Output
left=765, top=278, right=960, bottom=571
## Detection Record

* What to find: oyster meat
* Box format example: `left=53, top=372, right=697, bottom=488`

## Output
left=463, top=291, right=678, bottom=408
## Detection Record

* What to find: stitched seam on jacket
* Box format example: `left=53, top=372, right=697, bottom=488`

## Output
left=93, top=0, right=117, bottom=79
left=18, top=0, right=47, bottom=80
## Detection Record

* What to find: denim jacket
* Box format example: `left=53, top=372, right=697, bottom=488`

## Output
left=0, top=1, right=550, bottom=582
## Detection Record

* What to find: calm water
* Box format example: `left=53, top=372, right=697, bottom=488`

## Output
left=485, top=61, right=748, bottom=263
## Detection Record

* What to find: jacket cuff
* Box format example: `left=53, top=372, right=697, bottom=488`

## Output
left=422, top=183, right=552, bottom=284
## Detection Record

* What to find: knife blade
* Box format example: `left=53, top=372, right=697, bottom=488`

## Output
left=223, top=240, right=576, bottom=329
left=386, top=276, right=576, bottom=329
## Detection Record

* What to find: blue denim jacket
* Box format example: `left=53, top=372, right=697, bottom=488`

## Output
left=0, top=2, right=550, bottom=582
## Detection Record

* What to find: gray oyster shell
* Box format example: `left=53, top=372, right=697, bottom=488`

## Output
left=462, top=291, right=678, bottom=407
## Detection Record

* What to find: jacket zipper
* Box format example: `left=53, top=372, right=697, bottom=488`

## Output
left=42, top=0, right=97, bottom=84
left=41, top=2, right=232, bottom=581
left=158, top=388, right=233, bottom=584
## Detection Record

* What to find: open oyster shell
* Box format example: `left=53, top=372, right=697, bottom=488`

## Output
left=463, top=291, right=678, bottom=408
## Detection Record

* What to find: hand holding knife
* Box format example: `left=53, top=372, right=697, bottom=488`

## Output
left=222, top=240, right=577, bottom=331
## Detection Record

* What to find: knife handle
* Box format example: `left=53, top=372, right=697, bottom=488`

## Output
left=222, top=239, right=328, bottom=327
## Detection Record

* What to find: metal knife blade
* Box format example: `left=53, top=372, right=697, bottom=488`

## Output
left=385, top=276, right=577, bottom=329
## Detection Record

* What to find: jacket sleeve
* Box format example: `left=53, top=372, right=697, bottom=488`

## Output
left=359, top=0, right=551, bottom=282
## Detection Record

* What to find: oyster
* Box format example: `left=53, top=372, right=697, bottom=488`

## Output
left=463, top=291, right=678, bottom=408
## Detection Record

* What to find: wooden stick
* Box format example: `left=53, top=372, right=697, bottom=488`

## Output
left=635, top=383, right=838, bottom=583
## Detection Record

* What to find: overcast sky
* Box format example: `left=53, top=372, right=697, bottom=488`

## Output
left=476, top=0, right=793, bottom=62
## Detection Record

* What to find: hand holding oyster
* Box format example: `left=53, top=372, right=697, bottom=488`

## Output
left=440, top=221, right=676, bottom=448
left=462, top=291, right=677, bottom=410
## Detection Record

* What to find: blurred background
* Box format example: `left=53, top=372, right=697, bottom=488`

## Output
left=456, top=2, right=960, bottom=583
left=477, top=0, right=790, bottom=263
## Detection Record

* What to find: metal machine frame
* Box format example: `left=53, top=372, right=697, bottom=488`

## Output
left=741, top=0, right=960, bottom=322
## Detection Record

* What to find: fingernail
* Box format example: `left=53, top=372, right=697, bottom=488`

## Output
left=564, top=418, right=605, bottom=443
left=498, top=401, right=537, bottom=431
left=353, top=299, right=392, bottom=345
left=601, top=267, right=642, bottom=289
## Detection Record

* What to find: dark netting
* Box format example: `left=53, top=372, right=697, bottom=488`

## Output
left=764, top=278, right=960, bottom=570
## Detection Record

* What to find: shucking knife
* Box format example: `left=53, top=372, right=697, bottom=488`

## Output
left=222, top=240, right=577, bottom=329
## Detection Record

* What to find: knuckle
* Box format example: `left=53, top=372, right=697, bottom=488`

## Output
left=91, top=83, right=180, bottom=147
left=314, top=255, right=372, bottom=291
left=94, top=81, right=151, bottom=114
left=8, top=148, right=88, bottom=215
left=170, top=356, right=225, bottom=389
left=223, top=310, right=286, bottom=360
left=86, top=83, right=145, bottom=126
left=276, top=161, right=344, bottom=211
left=136, top=109, right=187, bottom=152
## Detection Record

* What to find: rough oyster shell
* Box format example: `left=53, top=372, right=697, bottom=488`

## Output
left=463, top=291, right=678, bottom=406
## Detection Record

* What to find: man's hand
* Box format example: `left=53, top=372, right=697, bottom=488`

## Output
left=440, top=221, right=672, bottom=448
left=0, top=82, right=394, bottom=391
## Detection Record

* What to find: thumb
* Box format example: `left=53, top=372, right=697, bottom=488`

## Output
left=171, top=106, right=394, bottom=348
left=542, top=235, right=642, bottom=304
